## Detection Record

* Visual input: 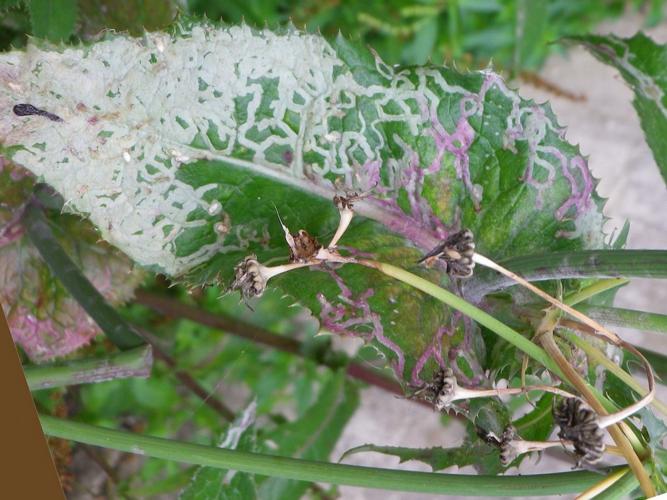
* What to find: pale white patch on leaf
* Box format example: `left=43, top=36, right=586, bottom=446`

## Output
left=0, top=26, right=348, bottom=274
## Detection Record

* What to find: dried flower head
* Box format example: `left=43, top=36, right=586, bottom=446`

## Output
left=230, top=255, right=267, bottom=300
left=289, top=229, right=321, bottom=263
left=419, top=229, right=476, bottom=278
left=479, top=425, right=562, bottom=466
left=553, top=397, right=605, bottom=466
left=415, top=368, right=458, bottom=411
left=499, top=426, right=519, bottom=466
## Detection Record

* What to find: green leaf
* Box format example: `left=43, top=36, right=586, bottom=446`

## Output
left=28, top=0, right=77, bottom=41
left=78, top=0, right=178, bottom=37
left=180, top=402, right=259, bottom=499
left=258, top=370, right=359, bottom=499
left=568, top=33, right=667, bottom=187
left=0, top=0, right=22, bottom=9
left=402, top=17, right=439, bottom=65
left=179, top=372, right=358, bottom=500
left=1, top=22, right=608, bottom=389
left=513, top=0, right=549, bottom=71
left=638, top=407, right=667, bottom=453
left=513, top=393, right=553, bottom=442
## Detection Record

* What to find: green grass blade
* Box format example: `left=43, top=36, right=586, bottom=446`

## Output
left=467, top=250, right=667, bottom=301
left=24, top=345, right=152, bottom=390
left=23, top=199, right=144, bottom=350
left=575, top=305, right=667, bottom=334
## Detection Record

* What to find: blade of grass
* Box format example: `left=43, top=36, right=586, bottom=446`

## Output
left=22, top=198, right=143, bottom=350
left=635, top=347, right=667, bottom=381
left=576, top=467, right=630, bottom=500
left=589, top=468, right=638, bottom=500
left=574, top=305, right=667, bottom=334
left=40, top=415, right=624, bottom=496
left=565, top=278, right=629, bottom=306
left=466, top=250, right=667, bottom=301
left=24, top=345, right=152, bottom=390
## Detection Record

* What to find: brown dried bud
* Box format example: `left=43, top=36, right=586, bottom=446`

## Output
left=230, top=255, right=267, bottom=300
left=289, top=229, right=321, bottom=263
left=333, top=193, right=362, bottom=210
left=553, top=398, right=605, bottom=466
left=419, top=229, right=476, bottom=278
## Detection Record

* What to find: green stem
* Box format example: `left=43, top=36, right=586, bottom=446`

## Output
left=22, top=199, right=144, bottom=350
left=40, top=415, right=621, bottom=496
left=466, top=250, right=667, bottom=301
left=574, top=305, right=667, bottom=334
left=24, top=345, right=153, bottom=391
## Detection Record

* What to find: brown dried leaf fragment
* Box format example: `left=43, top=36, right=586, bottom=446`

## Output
left=289, top=229, right=321, bottom=263
left=333, top=192, right=363, bottom=210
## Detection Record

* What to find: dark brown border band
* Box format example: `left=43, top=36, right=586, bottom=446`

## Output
left=0, top=306, right=64, bottom=499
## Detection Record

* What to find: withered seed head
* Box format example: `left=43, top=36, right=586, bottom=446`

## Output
left=499, top=426, right=519, bottom=466
left=289, top=229, right=321, bottom=263
left=417, top=368, right=458, bottom=411
left=553, top=397, right=605, bottom=466
left=477, top=426, right=525, bottom=466
left=419, top=229, right=476, bottom=278
left=230, top=255, right=267, bottom=301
